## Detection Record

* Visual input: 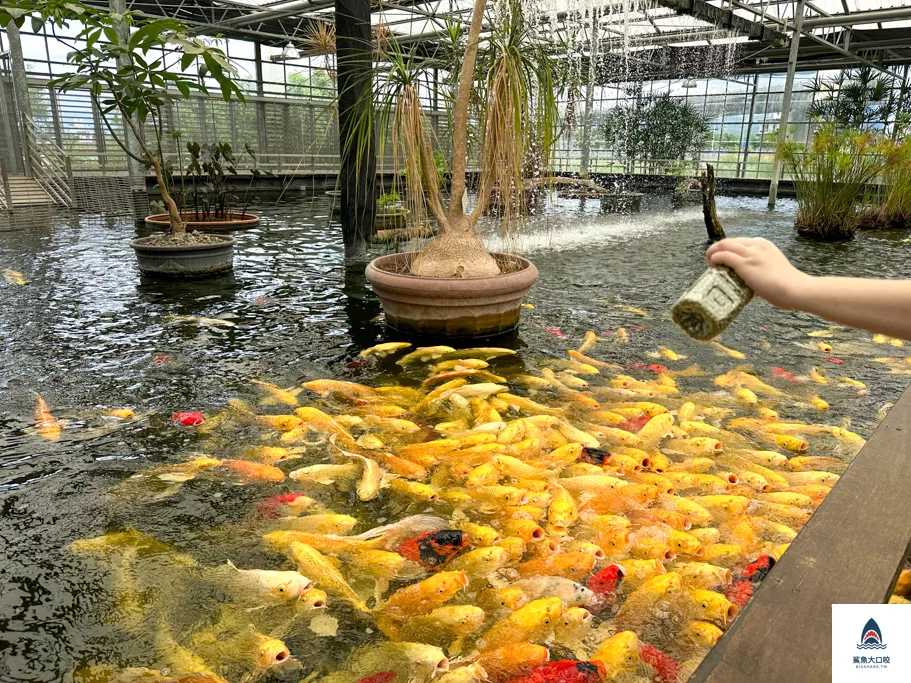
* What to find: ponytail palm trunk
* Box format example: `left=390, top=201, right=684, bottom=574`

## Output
left=409, top=0, right=500, bottom=278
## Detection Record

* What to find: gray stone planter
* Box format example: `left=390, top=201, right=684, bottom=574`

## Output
left=130, top=234, right=236, bottom=279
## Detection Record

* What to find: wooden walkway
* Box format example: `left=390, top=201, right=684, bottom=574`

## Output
left=691, top=385, right=911, bottom=682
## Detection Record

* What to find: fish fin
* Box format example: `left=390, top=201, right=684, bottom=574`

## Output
left=149, top=484, right=184, bottom=501
left=286, top=387, right=304, bottom=396
left=226, top=559, right=239, bottom=571
left=156, top=472, right=195, bottom=483
left=448, top=637, right=466, bottom=656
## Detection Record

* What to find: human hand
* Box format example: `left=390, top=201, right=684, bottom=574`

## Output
left=706, top=237, right=812, bottom=309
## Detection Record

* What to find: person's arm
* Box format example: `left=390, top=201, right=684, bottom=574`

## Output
left=706, top=237, right=911, bottom=341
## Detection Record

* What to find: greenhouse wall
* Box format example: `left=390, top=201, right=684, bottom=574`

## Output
left=2, top=23, right=908, bottom=182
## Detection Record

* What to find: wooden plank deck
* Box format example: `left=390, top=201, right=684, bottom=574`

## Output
left=690, top=385, right=911, bottom=682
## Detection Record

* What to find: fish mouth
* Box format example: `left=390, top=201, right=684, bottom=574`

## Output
left=724, top=603, right=740, bottom=624
left=640, top=457, right=652, bottom=470
left=681, top=517, right=693, bottom=530
left=436, top=657, right=450, bottom=672
left=691, top=546, right=705, bottom=558
left=529, top=527, right=545, bottom=540
left=723, top=473, right=739, bottom=484
left=662, top=549, right=677, bottom=561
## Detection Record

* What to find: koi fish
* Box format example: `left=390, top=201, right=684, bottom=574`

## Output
left=396, top=530, right=469, bottom=569
left=33, top=393, right=62, bottom=441
left=173, top=411, right=205, bottom=426
left=639, top=645, right=680, bottom=683
left=396, top=346, right=457, bottom=365
left=507, top=660, right=606, bottom=683
left=360, top=342, right=412, bottom=359
left=257, top=493, right=317, bottom=518
left=249, top=379, right=302, bottom=406
left=825, top=356, right=844, bottom=365
left=165, top=315, right=236, bottom=327
left=770, top=367, right=797, bottom=381
left=2, top=269, right=27, bottom=285
left=603, top=302, right=648, bottom=317
left=711, top=341, right=745, bottom=359
left=356, top=672, right=397, bottom=683
left=548, top=327, right=566, bottom=338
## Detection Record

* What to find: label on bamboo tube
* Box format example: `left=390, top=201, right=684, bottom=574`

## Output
left=672, top=266, right=754, bottom=341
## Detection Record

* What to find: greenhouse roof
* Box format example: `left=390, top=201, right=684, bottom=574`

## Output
left=94, top=0, right=911, bottom=77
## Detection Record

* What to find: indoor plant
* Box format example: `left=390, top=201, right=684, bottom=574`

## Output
left=779, top=123, right=886, bottom=240
left=3, top=0, right=246, bottom=277
left=145, top=139, right=261, bottom=230
left=357, top=0, right=557, bottom=336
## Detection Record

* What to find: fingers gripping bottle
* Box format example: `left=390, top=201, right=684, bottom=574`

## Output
left=672, top=266, right=754, bottom=341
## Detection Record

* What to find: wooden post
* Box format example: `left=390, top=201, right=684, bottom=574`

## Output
left=335, top=0, right=376, bottom=258
left=701, top=163, right=726, bottom=242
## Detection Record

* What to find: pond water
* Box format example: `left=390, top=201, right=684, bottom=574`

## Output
left=1, top=192, right=909, bottom=682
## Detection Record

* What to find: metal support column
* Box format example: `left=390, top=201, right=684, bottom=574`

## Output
left=768, top=0, right=805, bottom=210
left=335, top=0, right=377, bottom=258
left=579, top=10, right=598, bottom=177
left=739, top=74, right=760, bottom=177
left=254, top=43, right=269, bottom=163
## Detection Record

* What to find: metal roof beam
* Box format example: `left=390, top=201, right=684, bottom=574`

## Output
left=653, top=0, right=787, bottom=43
left=802, top=7, right=911, bottom=29
left=728, top=0, right=904, bottom=78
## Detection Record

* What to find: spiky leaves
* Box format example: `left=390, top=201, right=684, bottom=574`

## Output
left=779, top=123, right=886, bottom=240
left=470, top=0, right=559, bottom=234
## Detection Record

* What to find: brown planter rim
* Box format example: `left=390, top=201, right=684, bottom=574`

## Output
left=144, top=212, right=260, bottom=229
left=366, top=252, right=538, bottom=298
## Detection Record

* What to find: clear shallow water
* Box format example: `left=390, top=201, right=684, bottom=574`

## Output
left=1, top=193, right=910, bottom=681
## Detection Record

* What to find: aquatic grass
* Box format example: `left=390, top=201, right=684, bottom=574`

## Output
left=779, top=124, right=886, bottom=240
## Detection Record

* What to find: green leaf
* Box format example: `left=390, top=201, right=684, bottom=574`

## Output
left=31, top=16, right=44, bottom=33
left=175, top=81, right=190, bottom=99
left=180, top=53, right=195, bottom=72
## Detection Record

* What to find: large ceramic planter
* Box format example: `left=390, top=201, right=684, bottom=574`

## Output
left=365, top=252, right=538, bottom=337
left=144, top=213, right=260, bottom=230
left=131, top=234, right=236, bottom=279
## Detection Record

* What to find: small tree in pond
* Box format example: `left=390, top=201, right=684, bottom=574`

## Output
left=808, top=67, right=911, bottom=131
left=601, top=92, right=710, bottom=174
left=0, top=0, right=245, bottom=236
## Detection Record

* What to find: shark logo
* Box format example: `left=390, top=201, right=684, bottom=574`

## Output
left=857, top=618, right=887, bottom=650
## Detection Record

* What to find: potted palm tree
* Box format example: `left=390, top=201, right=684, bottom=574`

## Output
left=356, top=0, right=556, bottom=337
left=3, top=0, right=246, bottom=278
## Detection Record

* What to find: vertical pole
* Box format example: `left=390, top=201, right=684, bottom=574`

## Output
left=91, top=96, right=108, bottom=174
left=740, top=73, right=760, bottom=177
left=768, top=0, right=805, bottom=210
left=579, top=9, right=598, bottom=178
left=254, top=43, right=269, bottom=168
left=48, top=85, right=63, bottom=148
left=335, top=0, right=376, bottom=258
left=5, top=20, right=33, bottom=176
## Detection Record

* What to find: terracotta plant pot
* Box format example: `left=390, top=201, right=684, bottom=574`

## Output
left=144, top=212, right=260, bottom=230
left=365, top=252, right=538, bottom=338
left=131, top=234, right=236, bottom=279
